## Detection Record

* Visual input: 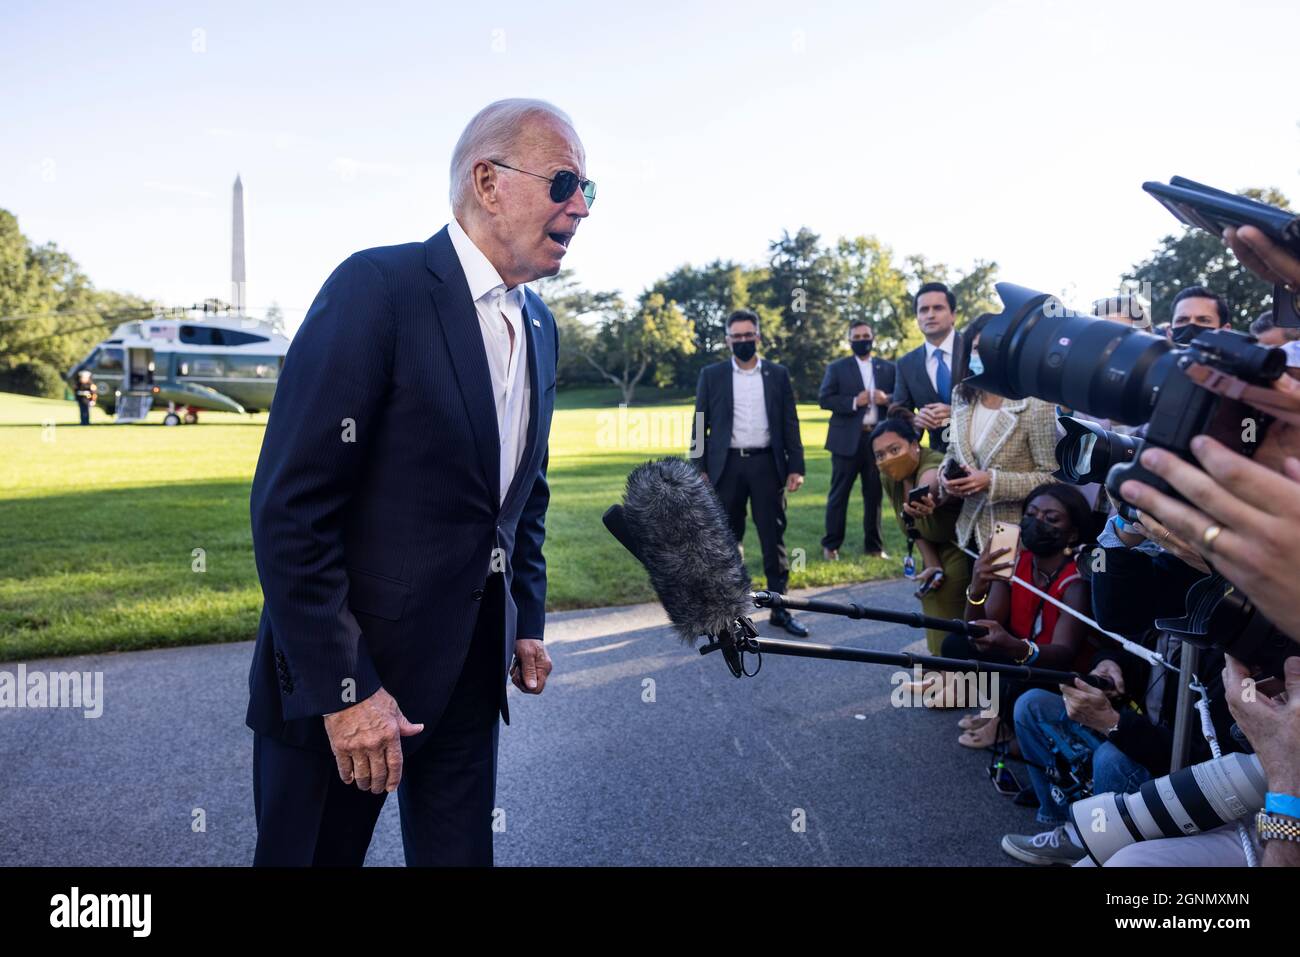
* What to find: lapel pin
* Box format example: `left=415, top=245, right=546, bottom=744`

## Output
left=531, top=318, right=541, bottom=327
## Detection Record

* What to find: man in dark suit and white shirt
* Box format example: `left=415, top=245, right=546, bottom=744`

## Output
left=691, top=310, right=809, bottom=637
left=891, top=281, right=962, bottom=452
left=818, top=319, right=896, bottom=560
left=246, top=98, right=592, bottom=866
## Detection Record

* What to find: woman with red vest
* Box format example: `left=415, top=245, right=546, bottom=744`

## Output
left=941, top=482, right=1099, bottom=749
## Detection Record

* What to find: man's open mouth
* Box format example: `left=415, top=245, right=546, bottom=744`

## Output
left=548, top=232, right=573, bottom=248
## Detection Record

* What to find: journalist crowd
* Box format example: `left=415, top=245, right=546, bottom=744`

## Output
left=689, top=223, right=1300, bottom=868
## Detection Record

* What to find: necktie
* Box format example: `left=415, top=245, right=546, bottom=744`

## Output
left=934, top=349, right=951, bottom=402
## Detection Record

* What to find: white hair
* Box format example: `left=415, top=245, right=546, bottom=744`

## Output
left=449, top=98, right=575, bottom=214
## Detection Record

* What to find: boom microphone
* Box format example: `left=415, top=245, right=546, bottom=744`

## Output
left=604, top=457, right=752, bottom=643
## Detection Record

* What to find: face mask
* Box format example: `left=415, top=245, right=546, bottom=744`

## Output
left=1019, top=515, right=1068, bottom=556
left=1170, top=324, right=1204, bottom=345
left=851, top=339, right=873, bottom=357
left=879, top=449, right=919, bottom=482
left=967, top=352, right=984, bottom=376
left=731, top=340, right=757, bottom=362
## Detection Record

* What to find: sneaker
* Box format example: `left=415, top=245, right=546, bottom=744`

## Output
left=822, top=547, right=839, bottom=561
left=1000, top=825, right=1086, bottom=866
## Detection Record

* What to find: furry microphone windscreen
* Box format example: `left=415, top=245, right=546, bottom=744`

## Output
left=619, top=457, right=753, bottom=644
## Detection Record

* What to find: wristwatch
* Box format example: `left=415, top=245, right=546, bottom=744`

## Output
left=1255, top=811, right=1300, bottom=844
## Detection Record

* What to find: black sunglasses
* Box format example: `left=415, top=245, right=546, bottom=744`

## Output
left=490, top=161, right=596, bottom=208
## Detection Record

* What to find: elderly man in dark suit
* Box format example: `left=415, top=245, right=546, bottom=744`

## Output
left=691, top=309, right=808, bottom=636
left=892, top=281, right=963, bottom=452
left=818, top=319, right=896, bottom=560
left=246, top=98, right=593, bottom=866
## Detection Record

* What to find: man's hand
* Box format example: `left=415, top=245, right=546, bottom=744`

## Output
left=1224, top=225, right=1300, bottom=292
left=786, top=472, right=804, bottom=493
left=1062, top=677, right=1120, bottom=733
left=1131, top=511, right=1211, bottom=574
left=322, top=687, right=424, bottom=794
left=873, top=388, right=890, bottom=407
left=855, top=389, right=870, bottom=409
left=915, top=402, right=951, bottom=432
left=1118, top=437, right=1300, bottom=643
left=511, top=638, right=553, bottom=694
left=1090, top=658, right=1126, bottom=698
left=1225, top=655, right=1300, bottom=794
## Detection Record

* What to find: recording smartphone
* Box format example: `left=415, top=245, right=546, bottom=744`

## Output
left=1144, top=177, right=1300, bottom=329
left=1142, top=176, right=1300, bottom=256
left=942, top=459, right=969, bottom=481
left=907, top=484, right=932, bottom=504
left=986, top=522, right=1020, bottom=579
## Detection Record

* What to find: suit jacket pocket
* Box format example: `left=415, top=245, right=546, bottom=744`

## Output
left=346, top=567, right=410, bottom=622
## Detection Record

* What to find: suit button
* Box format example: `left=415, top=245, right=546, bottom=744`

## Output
left=471, top=588, right=484, bottom=601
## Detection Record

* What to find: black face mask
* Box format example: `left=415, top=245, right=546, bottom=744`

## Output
left=851, top=339, right=873, bottom=357
left=1170, top=323, right=1206, bottom=345
left=731, top=340, right=757, bottom=362
left=1020, top=515, right=1069, bottom=556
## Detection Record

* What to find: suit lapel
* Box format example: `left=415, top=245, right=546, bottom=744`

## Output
left=425, top=228, right=500, bottom=506
left=761, top=361, right=777, bottom=425
left=978, top=398, right=1028, bottom=466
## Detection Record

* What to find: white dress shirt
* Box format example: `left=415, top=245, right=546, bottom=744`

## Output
left=729, top=357, right=770, bottom=448
left=925, top=327, right=956, bottom=393
left=853, top=355, right=878, bottom=428
left=447, top=217, right=530, bottom=504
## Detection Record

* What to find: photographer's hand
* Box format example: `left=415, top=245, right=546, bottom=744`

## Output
left=1118, top=437, right=1300, bottom=643
left=1131, top=512, right=1211, bottom=575
left=1061, top=677, right=1120, bottom=733
left=1224, top=654, right=1300, bottom=866
left=1224, top=226, right=1300, bottom=292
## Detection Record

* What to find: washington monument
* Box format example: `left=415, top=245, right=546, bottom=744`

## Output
left=231, top=174, right=246, bottom=314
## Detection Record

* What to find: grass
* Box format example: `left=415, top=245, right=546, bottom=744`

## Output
left=0, top=389, right=905, bottom=660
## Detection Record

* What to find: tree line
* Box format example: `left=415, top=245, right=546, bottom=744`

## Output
left=0, top=188, right=1287, bottom=402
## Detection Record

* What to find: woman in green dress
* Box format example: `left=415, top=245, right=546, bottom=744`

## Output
left=871, top=409, right=969, bottom=654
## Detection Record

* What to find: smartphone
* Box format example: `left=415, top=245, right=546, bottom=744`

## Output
left=1142, top=177, right=1300, bottom=256
left=907, top=484, right=932, bottom=504
left=986, top=522, right=1020, bottom=579
left=942, top=459, right=969, bottom=481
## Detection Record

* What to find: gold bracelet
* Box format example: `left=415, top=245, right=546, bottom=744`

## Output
left=966, top=585, right=989, bottom=606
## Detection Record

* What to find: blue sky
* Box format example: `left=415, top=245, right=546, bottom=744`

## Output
left=4, top=0, right=1299, bottom=334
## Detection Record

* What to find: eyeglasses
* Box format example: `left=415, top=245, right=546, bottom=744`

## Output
left=490, top=161, right=596, bottom=208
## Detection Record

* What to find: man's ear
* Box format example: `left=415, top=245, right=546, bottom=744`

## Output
left=472, top=160, right=499, bottom=210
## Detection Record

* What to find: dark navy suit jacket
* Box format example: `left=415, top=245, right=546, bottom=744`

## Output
left=246, top=227, right=556, bottom=753
left=891, top=330, right=963, bottom=452
left=690, top=359, right=805, bottom=484
left=818, top=354, right=896, bottom=457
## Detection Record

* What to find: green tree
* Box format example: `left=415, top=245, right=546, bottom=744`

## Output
left=1126, top=187, right=1290, bottom=328
left=578, top=292, right=695, bottom=404
left=0, top=209, right=154, bottom=396
left=829, top=236, right=914, bottom=358
left=646, top=259, right=751, bottom=385
left=534, top=269, right=621, bottom=387
left=751, top=227, right=837, bottom=396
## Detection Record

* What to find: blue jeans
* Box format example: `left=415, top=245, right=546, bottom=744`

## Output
left=1014, top=688, right=1152, bottom=825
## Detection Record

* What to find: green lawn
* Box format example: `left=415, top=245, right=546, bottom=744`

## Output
left=0, top=389, right=905, bottom=660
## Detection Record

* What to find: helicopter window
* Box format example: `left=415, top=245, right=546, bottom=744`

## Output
left=178, top=326, right=269, bottom=346
left=94, top=348, right=124, bottom=373
left=225, top=355, right=280, bottom=379
left=179, top=354, right=227, bottom=377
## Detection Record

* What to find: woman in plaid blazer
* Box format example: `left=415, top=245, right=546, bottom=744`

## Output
left=938, top=315, right=1060, bottom=552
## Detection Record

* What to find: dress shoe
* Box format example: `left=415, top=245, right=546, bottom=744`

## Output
left=822, top=547, right=839, bottom=561
left=769, top=612, right=809, bottom=638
